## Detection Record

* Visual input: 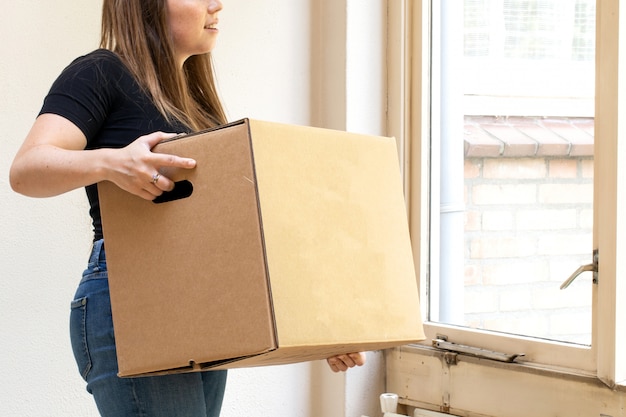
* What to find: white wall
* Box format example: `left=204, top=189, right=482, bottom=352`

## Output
left=1, top=2, right=102, bottom=416
left=0, top=1, right=386, bottom=416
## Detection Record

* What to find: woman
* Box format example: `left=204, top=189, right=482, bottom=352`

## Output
left=10, top=1, right=364, bottom=416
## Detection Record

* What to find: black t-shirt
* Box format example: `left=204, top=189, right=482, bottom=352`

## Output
left=39, top=49, right=189, bottom=241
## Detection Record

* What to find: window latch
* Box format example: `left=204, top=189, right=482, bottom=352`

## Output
left=560, top=249, right=598, bottom=290
left=432, top=336, right=525, bottom=363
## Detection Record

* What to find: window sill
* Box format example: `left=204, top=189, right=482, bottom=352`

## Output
left=386, top=343, right=626, bottom=417
left=391, top=343, right=603, bottom=384
left=465, top=116, right=594, bottom=158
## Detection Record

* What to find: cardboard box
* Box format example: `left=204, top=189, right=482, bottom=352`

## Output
left=99, top=118, right=425, bottom=377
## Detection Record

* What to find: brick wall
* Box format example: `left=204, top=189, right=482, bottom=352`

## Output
left=462, top=116, right=594, bottom=344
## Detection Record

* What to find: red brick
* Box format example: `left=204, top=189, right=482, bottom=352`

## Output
left=470, top=236, right=536, bottom=259
left=541, top=119, right=594, bottom=156
left=482, top=261, right=548, bottom=285
left=570, top=118, right=595, bottom=136
left=464, top=210, right=481, bottom=231
left=464, top=159, right=481, bottom=178
left=509, top=122, right=571, bottom=156
left=480, top=123, right=538, bottom=157
left=464, top=264, right=481, bottom=285
left=464, top=125, right=502, bottom=157
left=481, top=210, right=514, bottom=231
left=581, top=159, right=594, bottom=178
left=482, top=158, right=546, bottom=179
left=548, top=159, right=577, bottom=179
left=538, top=183, right=593, bottom=204
left=516, top=209, right=578, bottom=230
left=472, top=184, right=537, bottom=205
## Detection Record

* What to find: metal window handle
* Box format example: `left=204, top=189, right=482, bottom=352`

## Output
left=560, top=250, right=598, bottom=290
left=432, top=337, right=524, bottom=363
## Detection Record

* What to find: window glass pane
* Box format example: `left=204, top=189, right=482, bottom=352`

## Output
left=462, top=0, right=595, bottom=116
left=431, top=0, right=595, bottom=345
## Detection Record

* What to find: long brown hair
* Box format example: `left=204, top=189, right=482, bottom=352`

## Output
left=100, top=0, right=227, bottom=131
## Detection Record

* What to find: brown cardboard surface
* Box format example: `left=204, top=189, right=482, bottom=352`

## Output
left=99, top=119, right=425, bottom=377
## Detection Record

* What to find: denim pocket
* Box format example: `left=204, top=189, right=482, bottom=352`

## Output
left=70, top=296, right=92, bottom=380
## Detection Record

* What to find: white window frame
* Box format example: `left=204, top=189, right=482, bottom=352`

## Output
left=385, top=0, right=626, bottom=414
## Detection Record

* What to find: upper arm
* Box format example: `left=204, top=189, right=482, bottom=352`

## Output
left=16, top=113, right=87, bottom=156
left=10, top=114, right=88, bottom=192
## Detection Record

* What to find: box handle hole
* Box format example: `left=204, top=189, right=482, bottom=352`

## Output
left=153, top=180, right=194, bottom=204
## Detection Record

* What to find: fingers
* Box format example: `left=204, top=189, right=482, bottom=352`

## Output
left=140, top=131, right=196, bottom=170
left=145, top=154, right=195, bottom=198
left=348, top=352, right=367, bottom=366
left=141, top=131, right=178, bottom=149
left=133, top=171, right=177, bottom=201
left=143, top=171, right=173, bottom=199
left=119, top=132, right=196, bottom=201
left=130, top=131, right=196, bottom=174
left=326, top=352, right=367, bottom=373
left=152, top=152, right=197, bottom=170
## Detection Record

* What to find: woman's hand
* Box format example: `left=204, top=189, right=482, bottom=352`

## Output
left=326, top=352, right=366, bottom=373
left=105, top=131, right=196, bottom=201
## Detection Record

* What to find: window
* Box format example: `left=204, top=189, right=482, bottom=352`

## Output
left=428, top=0, right=595, bottom=351
left=386, top=0, right=626, bottom=414
left=431, top=0, right=596, bottom=346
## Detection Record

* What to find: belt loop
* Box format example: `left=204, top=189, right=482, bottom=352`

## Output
left=88, top=239, right=105, bottom=265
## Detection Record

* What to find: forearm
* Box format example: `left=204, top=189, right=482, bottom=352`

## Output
left=10, top=144, right=116, bottom=198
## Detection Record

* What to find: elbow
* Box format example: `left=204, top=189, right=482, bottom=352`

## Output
left=9, top=159, right=62, bottom=198
left=9, top=161, right=33, bottom=196
left=9, top=164, right=24, bottom=194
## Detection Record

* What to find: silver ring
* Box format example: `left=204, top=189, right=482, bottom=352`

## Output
left=151, top=173, right=160, bottom=184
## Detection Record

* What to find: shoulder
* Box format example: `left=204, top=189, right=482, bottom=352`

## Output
left=62, top=49, right=128, bottom=79
left=48, top=49, right=138, bottom=101
left=74, top=49, right=123, bottom=67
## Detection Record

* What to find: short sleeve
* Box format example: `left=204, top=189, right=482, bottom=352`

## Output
left=39, top=50, right=126, bottom=142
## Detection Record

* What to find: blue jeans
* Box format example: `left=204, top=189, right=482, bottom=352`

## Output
left=69, top=240, right=227, bottom=417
